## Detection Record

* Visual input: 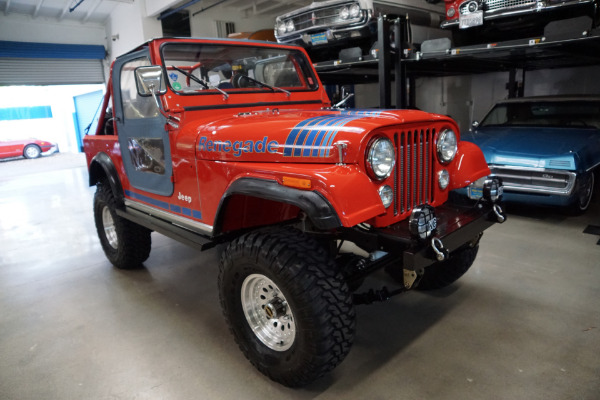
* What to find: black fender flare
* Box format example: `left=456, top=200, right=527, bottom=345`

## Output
left=214, top=177, right=341, bottom=235
left=89, top=152, right=124, bottom=207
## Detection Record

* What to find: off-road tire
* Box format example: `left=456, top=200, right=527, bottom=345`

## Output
left=218, top=228, right=355, bottom=387
left=416, top=245, right=479, bottom=290
left=93, top=181, right=151, bottom=269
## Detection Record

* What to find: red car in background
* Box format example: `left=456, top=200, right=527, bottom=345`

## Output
left=0, top=138, right=58, bottom=160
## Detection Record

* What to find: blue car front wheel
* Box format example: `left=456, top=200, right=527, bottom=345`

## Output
left=570, top=171, right=595, bottom=214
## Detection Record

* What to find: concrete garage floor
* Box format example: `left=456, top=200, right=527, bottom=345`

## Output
left=1, top=153, right=599, bottom=400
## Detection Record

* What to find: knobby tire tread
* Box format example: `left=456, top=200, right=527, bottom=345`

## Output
left=218, top=228, right=355, bottom=387
left=94, top=181, right=151, bottom=269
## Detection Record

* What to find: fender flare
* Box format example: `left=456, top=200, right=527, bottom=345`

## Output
left=450, top=141, right=491, bottom=190
left=214, top=177, right=341, bottom=235
left=89, top=152, right=124, bottom=206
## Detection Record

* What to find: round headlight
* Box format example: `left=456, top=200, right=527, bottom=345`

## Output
left=379, top=185, right=393, bottom=208
left=276, top=21, right=287, bottom=36
left=438, top=169, right=450, bottom=190
left=467, top=1, right=478, bottom=13
left=285, top=20, right=295, bottom=33
left=349, top=3, right=361, bottom=18
left=366, top=137, right=396, bottom=180
left=340, top=6, right=350, bottom=19
left=447, top=6, right=456, bottom=18
left=437, top=129, right=457, bottom=164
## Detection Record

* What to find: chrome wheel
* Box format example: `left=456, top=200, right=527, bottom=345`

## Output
left=241, top=273, right=296, bottom=351
left=102, top=206, right=118, bottom=249
left=577, top=172, right=594, bottom=211
left=24, top=145, right=41, bottom=159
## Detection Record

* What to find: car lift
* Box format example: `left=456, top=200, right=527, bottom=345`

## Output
left=313, top=15, right=600, bottom=108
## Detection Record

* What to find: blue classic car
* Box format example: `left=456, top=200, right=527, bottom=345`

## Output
left=464, top=96, right=600, bottom=213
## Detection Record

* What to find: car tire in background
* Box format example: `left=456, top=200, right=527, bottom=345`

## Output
left=23, top=144, right=41, bottom=159
left=569, top=171, right=595, bottom=215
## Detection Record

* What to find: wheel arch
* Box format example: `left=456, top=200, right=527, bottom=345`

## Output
left=89, top=152, right=124, bottom=207
left=213, top=177, right=341, bottom=236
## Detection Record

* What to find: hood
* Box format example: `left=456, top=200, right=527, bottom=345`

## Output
left=466, top=126, right=599, bottom=169
left=189, top=108, right=448, bottom=163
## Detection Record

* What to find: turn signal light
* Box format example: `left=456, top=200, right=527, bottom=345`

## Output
left=282, top=176, right=312, bottom=190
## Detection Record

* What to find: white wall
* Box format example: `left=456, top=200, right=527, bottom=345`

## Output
left=105, top=0, right=163, bottom=61
left=188, top=2, right=279, bottom=38
left=0, top=13, right=106, bottom=46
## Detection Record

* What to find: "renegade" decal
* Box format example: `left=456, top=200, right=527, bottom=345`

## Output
left=198, top=136, right=279, bottom=157
left=198, top=111, right=382, bottom=158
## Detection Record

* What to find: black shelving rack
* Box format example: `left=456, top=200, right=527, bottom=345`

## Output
left=313, top=15, right=600, bottom=108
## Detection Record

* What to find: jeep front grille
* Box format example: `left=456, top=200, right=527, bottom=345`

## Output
left=489, top=165, right=576, bottom=195
left=394, top=129, right=435, bottom=215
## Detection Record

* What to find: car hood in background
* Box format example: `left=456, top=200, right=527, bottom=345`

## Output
left=465, top=126, right=600, bottom=170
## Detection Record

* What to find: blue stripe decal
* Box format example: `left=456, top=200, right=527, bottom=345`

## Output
left=321, top=117, right=356, bottom=157
left=285, top=111, right=384, bottom=157
left=125, top=190, right=202, bottom=221
left=294, top=115, right=341, bottom=157
left=283, top=116, right=327, bottom=156
left=126, top=190, right=169, bottom=210
left=304, top=117, right=342, bottom=157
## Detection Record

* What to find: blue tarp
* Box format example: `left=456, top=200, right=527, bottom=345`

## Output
left=0, top=41, right=105, bottom=60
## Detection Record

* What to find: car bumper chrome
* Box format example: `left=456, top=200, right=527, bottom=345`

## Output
left=441, top=0, right=595, bottom=29
left=489, top=165, right=577, bottom=196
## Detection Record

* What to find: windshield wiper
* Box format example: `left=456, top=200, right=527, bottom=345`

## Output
left=237, top=74, right=290, bottom=97
left=170, top=65, right=229, bottom=100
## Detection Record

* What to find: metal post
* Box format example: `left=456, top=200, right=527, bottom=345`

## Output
left=394, top=16, right=408, bottom=109
left=507, top=68, right=517, bottom=98
left=378, top=16, right=391, bottom=109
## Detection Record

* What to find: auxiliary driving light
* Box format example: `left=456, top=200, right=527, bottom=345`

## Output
left=483, top=177, right=503, bottom=202
left=409, top=205, right=437, bottom=240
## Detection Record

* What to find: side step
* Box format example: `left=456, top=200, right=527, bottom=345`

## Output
left=116, top=207, right=213, bottom=251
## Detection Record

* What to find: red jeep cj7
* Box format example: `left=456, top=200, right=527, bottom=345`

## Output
left=84, top=37, right=505, bottom=387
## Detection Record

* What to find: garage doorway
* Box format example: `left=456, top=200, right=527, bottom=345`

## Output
left=73, top=90, right=104, bottom=152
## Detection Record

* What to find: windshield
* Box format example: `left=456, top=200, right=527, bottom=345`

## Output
left=161, top=43, right=318, bottom=95
left=480, top=100, right=600, bottom=129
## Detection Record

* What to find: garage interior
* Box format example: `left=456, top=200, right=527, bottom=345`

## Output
left=1, top=0, right=599, bottom=399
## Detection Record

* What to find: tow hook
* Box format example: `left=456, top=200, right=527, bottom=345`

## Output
left=493, top=204, right=506, bottom=223
left=431, top=237, right=449, bottom=262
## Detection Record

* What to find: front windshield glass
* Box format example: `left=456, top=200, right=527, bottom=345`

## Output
left=480, top=100, right=600, bottom=129
left=161, top=43, right=318, bottom=95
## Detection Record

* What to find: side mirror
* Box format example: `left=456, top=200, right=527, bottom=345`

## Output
left=134, top=66, right=179, bottom=126
left=135, top=66, right=166, bottom=96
